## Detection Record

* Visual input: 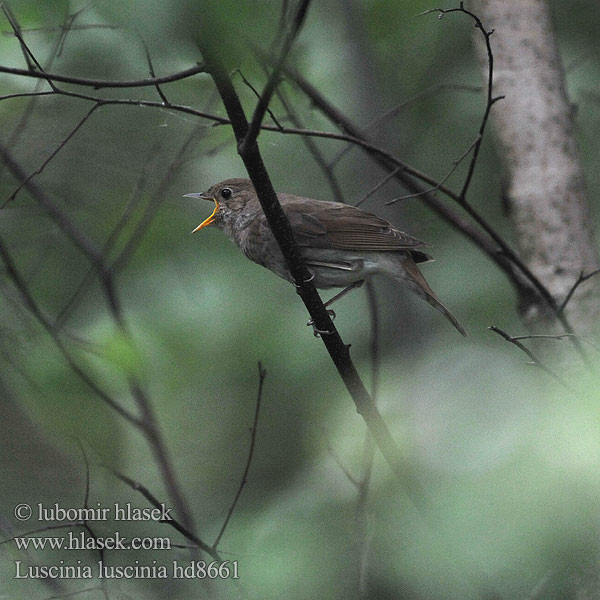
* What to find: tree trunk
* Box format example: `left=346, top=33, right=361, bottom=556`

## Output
left=471, top=0, right=600, bottom=334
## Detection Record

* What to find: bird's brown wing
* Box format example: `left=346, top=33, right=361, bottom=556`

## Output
left=279, top=195, right=429, bottom=252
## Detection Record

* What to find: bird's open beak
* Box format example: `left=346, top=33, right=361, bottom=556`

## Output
left=184, top=193, right=219, bottom=232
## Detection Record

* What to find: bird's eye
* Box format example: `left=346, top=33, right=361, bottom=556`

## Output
left=220, top=187, right=232, bottom=199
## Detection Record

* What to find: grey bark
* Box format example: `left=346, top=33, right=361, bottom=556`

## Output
left=471, top=0, right=599, bottom=333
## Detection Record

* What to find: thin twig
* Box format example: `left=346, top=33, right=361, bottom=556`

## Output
left=0, top=144, right=104, bottom=264
left=275, top=83, right=344, bottom=203
left=271, top=0, right=290, bottom=53
left=112, top=469, right=252, bottom=600
left=355, top=167, right=402, bottom=207
left=1, top=2, right=38, bottom=74
left=213, top=362, right=267, bottom=548
left=488, top=326, right=573, bottom=390
left=44, top=586, right=105, bottom=600
left=140, top=34, right=170, bottom=105
left=558, top=268, right=600, bottom=314
left=321, top=427, right=359, bottom=487
left=110, top=469, right=218, bottom=559
left=0, top=90, right=54, bottom=101
left=0, top=522, right=84, bottom=544
left=234, top=68, right=283, bottom=129
left=3, top=104, right=99, bottom=207
left=510, top=333, right=599, bottom=352
left=386, top=137, right=478, bottom=205
left=2, top=112, right=193, bottom=532
left=2, top=33, right=62, bottom=160
left=368, top=83, right=483, bottom=132
left=239, top=0, right=311, bottom=154
left=2, top=24, right=118, bottom=36
left=128, top=382, right=196, bottom=532
left=53, top=143, right=159, bottom=328
left=111, top=121, right=210, bottom=275
left=328, top=83, right=482, bottom=170
left=0, top=234, right=139, bottom=424
left=74, top=440, right=109, bottom=600
left=423, top=4, right=504, bottom=200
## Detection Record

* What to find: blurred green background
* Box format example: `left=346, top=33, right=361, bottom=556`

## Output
left=1, top=0, right=600, bottom=598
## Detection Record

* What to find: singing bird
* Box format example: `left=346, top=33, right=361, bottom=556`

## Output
left=186, top=178, right=465, bottom=335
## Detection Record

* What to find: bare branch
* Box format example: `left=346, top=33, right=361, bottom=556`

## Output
left=3, top=104, right=99, bottom=207
left=128, top=382, right=196, bottom=532
left=1, top=522, right=83, bottom=545
left=111, top=122, right=209, bottom=275
left=54, top=144, right=157, bottom=329
left=328, top=82, right=482, bottom=170
left=214, top=362, right=267, bottom=548
left=0, top=144, right=104, bottom=263
left=2, top=136, right=194, bottom=533
left=0, top=62, right=206, bottom=89
left=110, top=469, right=218, bottom=559
left=239, top=0, right=311, bottom=154
left=234, top=68, right=283, bottom=129
left=1, top=2, right=39, bottom=74
left=356, top=167, right=402, bottom=207
left=423, top=4, right=504, bottom=199
left=321, top=426, right=359, bottom=488
left=385, top=137, right=478, bottom=205
left=510, top=333, right=599, bottom=353
left=275, top=84, right=344, bottom=203
left=258, top=47, right=588, bottom=361
left=139, top=34, right=170, bottom=105
left=355, top=281, right=379, bottom=598
left=0, top=234, right=139, bottom=424
left=2, top=24, right=118, bottom=36
left=1, top=7, right=71, bottom=154
left=0, top=90, right=54, bottom=101
left=488, top=326, right=573, bottom=390
left=558, top=268, right=600, bottom=315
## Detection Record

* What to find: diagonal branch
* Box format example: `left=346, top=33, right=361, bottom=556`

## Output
left=197, top=34, right=424, bottom=504
left=1, top=2, right=33, bottom=71
left=3, top=104, right=99, bottom=207
left=0, top=234, right=139, bottom=424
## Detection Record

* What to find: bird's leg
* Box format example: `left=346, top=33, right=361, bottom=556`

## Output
left=306, top=280, right=365, bottom=336
left=323, top=280, right=365, bottom=309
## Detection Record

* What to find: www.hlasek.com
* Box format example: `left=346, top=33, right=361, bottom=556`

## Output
left=14, top=531, right=170, bottom=552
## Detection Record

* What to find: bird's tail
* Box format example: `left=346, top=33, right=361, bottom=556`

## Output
left=396, top=256, right=466, bottom=336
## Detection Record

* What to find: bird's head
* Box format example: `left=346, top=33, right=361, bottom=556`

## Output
left=185, top=178, right=256, bottom=233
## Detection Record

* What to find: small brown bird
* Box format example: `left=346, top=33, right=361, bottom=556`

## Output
left=185, top=178, right=465, bottom=335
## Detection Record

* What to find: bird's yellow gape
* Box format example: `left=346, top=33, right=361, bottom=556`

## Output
left=186, top=194, right=219, bottom=233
